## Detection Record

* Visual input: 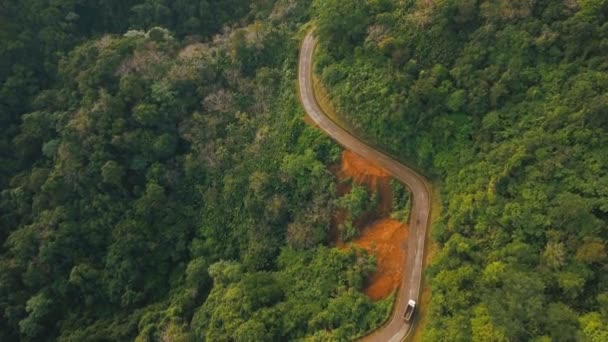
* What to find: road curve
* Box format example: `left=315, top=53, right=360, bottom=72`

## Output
left=298, top=31, right=432, bottom=342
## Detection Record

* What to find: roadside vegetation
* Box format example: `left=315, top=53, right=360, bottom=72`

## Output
left=390, top=180, right=411, bottom=223
left=337, top=182, right=379, bottom=241
left=313, top=0, right=608, bottom=340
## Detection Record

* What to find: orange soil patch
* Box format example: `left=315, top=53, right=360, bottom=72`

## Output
left=333, top=150, right=409, bottom=301
left=353, top=218, right=409, bottom=301
left=342, top=150, right=389, bottom=179
left=339, top=150, right=393, bottom=216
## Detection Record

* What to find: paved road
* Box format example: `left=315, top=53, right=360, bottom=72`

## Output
left=298, top=31, right=432, bottom=342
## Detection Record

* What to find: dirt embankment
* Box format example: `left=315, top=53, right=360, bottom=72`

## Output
left=334, top=150, right=409, bottom=301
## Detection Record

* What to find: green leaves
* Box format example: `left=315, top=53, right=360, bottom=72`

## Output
left=18, top=292, right=53, bottom=339
left=314, top=0, right=370, bottom=58
left=0, top=3, right=359, bottom=342
left=336, top=183, right=374, bottom=222
left=579, top=312, right=608, bottom=342
left=313, top=0, right=608, bottom=340
left=471, top=305, right=508, bottom=342
left=281, top=148, right=332, bottom=202
left=101, top=160, right=124, bottom=185
left=193, top=247, right=382, bottom=341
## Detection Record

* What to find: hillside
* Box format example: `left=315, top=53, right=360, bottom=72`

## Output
left=313, top=0, right=608, bottom=340
left=3, top=1, right=607, bottom=341
left=0, top=1, right=394, bottom=341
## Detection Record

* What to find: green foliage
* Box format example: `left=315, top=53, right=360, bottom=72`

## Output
left=390, top=179, right=411, bottom=222
left=470, top=305, right=508, bottom=342
left=101, top=161, right=125, bottom=185
left=314, top=0, right=370, bottom=58
left=336, top=183, right=378, bottom=241
left=0, top=2, right=394, bottom=340
left=314, top=0, right=608, bottom=340
left=336, top=183, right=375, bottom=222
left=19, top=292, right=54, bottom=339
left=339, top=220, right=358, bottom=242
left=192, top=247, right=383, bottom=341
left=579, top=312, right=608, bottom=342
left=0, top=0, right=252, bottom=191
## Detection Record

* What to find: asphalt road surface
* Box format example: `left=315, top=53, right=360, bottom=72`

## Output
left=298, top=31, right=432, bottom=342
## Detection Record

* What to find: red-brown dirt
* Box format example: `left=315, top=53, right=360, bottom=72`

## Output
left=333, top=150, right=409, bottom=301
left=353, top=218, right=408, bottom=301
left=339, top=150, right=393, bottom=216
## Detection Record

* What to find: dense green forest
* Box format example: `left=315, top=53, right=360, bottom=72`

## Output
left=314, top=0, right=608, bottom=341
left=0, top=1, right=394, bottom=341
left=4, top=0, right=608, bottom=341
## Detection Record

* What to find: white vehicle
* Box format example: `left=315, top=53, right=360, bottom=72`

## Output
left=403, top=299, right=416, bottom=322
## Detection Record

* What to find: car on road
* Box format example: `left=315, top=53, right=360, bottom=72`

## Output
left=403, top=299, right=416, bottom=322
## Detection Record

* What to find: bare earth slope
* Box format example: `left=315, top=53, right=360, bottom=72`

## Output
left=298, top=31, right=432, bottom=342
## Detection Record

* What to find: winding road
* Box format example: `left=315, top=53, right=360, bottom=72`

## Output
left=298, top=31, right=432, bottom=342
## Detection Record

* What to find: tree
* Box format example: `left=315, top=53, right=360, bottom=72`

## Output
left=18, top=292, right=53, bottom=339
left=485, top=269, right=545, bottom=340
left=287, top=221, right=320, bottom=250
left=138, top=182, right=166, bottom=211
left=234, top=319, right=270, bottom=341
left=314, top=0, right=370, bottom=57
left=339, top=220, right=357, bottom=241
left=545, top=302, right=578, bottom=342
left=556, top=271, right=585, bottom=299
left=249, top=171, right=270, bottom=198
left=133, top=103, right=162, bottom=127
left=481, top=261, right=506, bottom=286
left=153, top=133, right=176, bottom=159
left=42, top=139, right=60, bottom=158
left=101, top=160, right=124, bottom=185
left=471, top=305, right=508, bottom=342
left=579, top=312, right=608, bottom=342
left=157, top=322, right=192, bottom=342
left=130, top=1, right=172, bottom=30
left=576, top=241, right=607, bottom=264
left=543, top=241, right=566, bottom=270
left=208, top=261, right=243, bottom=287
left=185, top=257, right=211, bottom=291
left=280, top=149, right=332, bottom=202
left=336, top=184, right=375, bottom=222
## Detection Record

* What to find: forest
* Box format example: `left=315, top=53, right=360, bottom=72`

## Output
left=0, top=1, right=394, bottom=341
left=2, top=0, right=607, bottom=341
left=314, top=0, right=608, bottom=341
